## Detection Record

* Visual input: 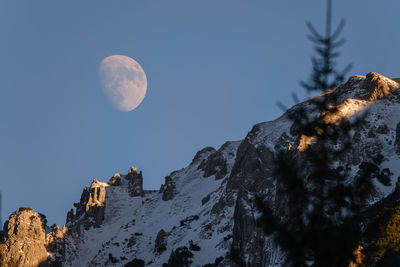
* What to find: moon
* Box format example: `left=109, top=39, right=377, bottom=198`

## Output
left=99, top=55, right=147, bottom=112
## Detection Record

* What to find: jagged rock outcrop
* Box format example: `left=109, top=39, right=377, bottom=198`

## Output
left=67, top=179, right=108, bottom=230
left=228, top=131, right=275, bottom=192
left=360, top=72, right=399, bottom=101
left=86, top=179, right=108, bottom=227
left=154, top=229, right=168, bottom=254
left=64, top=178, right=111, bottom=260
left=110, top=172, right=122, bottom=186
left=159, top=145, right=224, bottom=201
left=396, top=122, right=400, bottom=155
left=45, top=224, right=68, bottom=266
left=198, top=142, right=232, bottom=180
left=160, top=175, right=176, bottom=201
left=127, top=166, right=144, bottom=197
left=0, top=208, right=48, bottom=267
left=191, top=147, right=216, bottom=165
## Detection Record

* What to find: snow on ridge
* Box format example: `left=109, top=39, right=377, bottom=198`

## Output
left=237, top=73, right=400, bottom=205
left=66, top=140, right=241, bottom=266
left=247, top=73, right=399, bottom=151
left=90, top=179, right=110, bottom=188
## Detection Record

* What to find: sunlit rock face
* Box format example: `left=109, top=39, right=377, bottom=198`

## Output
left=0, top=208, right=48, bottom=267
left=86, top=179, right=108, bottom=227
left=3, top=72, right=400, bottom=266
left=66, top=179, right=109, bottom=231
left=110, top=172, right=122, bottom=186
left=360, top=72, right=400, bottom=101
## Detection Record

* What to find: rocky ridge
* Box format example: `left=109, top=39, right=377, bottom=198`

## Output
left=1, top=72, right=400, bottom=266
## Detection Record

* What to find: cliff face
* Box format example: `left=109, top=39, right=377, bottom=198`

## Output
left=1, top=72, right=400, bottom=266
left=0, top=208, right=48, bottom=267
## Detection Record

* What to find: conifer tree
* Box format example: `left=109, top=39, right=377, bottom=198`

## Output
left=256, top=1, right=391, bottom=266
left=300, top=0, right=352, bottom=93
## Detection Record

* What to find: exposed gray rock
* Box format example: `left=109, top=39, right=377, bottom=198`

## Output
left=127, top=235, right=136, bottom=248
left=191, top=147, right=216, bottom=165
left=160, top=175, right=176, bottom=201
left=231, top=191, right=265, bottom=267
left=154, top=229, right=167, bottom=255
left=210, top=192, right=235, bottom=216
left=66, top=209, right=74, bottom=225
left=201, top=194, right=211, bottom=205
left=127, top=166, right=144, bottom=197
left=198, top=145, right=228, bottom=180
left=228, top=136, right=275, bottom=192
left=274, top=132, right=294, bottom=152
left=377, top=123, right=389, bottom=135
left=75, top=187, right=90, bottom=219
left=396, top=122, right=400, bottom=155
left=197, top=141, right=239, bottom=181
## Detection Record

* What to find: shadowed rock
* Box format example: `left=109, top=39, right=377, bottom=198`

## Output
left=127, top=166, right=144, bottom=197
left=191, top=147, right=216, bottom=165
left=396, top=122, right=400, bottom=155
left=198, top=143, right=230, bottom=180
left=154, top=229, right=167, bottom=255
left=160, top=175, right=176, bottom=201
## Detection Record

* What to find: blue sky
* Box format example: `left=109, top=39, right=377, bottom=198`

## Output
left=1, top=1, right=400, bottom=225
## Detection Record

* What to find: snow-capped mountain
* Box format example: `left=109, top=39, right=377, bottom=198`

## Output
left=63, top=140, right=239, bottom=266
left=1, top=72, right=400, bottom=267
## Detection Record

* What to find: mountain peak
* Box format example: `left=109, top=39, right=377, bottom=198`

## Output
left=362, top=72, right=399, bottom=101
left=0, top=208, right=48, bottom=266
left=2, top=72, right=400, bottom=266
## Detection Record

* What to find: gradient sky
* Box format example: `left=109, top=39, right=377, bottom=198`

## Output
left=1, top=1, right=400, bottom=225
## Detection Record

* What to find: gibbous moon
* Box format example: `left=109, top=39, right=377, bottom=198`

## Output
left=99, top=55, right=147, bottom=112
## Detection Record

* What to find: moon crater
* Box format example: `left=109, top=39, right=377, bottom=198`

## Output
left=99, top=55, right=147, bottom=112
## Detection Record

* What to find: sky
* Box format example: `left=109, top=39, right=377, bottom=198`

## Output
left=1, top=1, right=400, bottom=225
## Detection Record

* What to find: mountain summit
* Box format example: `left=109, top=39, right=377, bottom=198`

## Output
left=1, top=72, right=400, bottom=266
